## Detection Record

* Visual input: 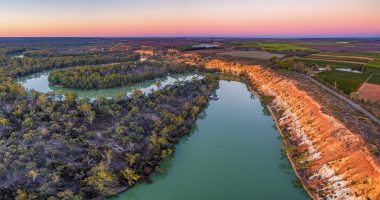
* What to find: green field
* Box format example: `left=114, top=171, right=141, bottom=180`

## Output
left=367, top=67, right=380, bottom=75
left=316, top=71, right=371, bottom=94
left=368, top=75, right=380, bottom=85
left=297, top=58, right=361, bottom=68
left=299, top=52, right=378, bottom=69
left=219, top=50, right=284, bottom=60
left=367, top=57, right=380, bottom=68
left=230, top=41, right=258, bottom=48
left=319, top=51, right=379, bottom=57
left=230, top=41, right=311, bottom=51
left=256, top=43, right=310, bottom=51
left=306, top=55, right=370, bottom=63
left=291, top=42, right=357, bottom=47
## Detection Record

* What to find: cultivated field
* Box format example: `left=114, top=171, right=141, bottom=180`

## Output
left=300, top=52, right=376, bottom=66
left=300, top=57, right=367, bottom=65
left=368, top=74, right=380, bottom=85
left=219, top=50, right=284, bottom=59
left=357, top=83, right=380, bottom=102
left=256, top=43, right=310, bottom=51
left=229, top=41, right=311, bottom=51
left=315, top=70, right=371, bottom=94
left=368, top=57, right=380, bottom=69
left=185, top=49, right=234, bottom=54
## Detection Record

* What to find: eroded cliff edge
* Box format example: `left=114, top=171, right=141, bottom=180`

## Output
left=205, top=59, right=380, bottom=200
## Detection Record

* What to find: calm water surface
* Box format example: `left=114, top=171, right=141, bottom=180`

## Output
left=18, top=73, right=309, bottom=200
left=114, top=80, right=309, bottom=200
left=18, top=70, right=199, bottom=99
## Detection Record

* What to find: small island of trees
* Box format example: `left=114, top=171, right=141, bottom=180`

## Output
left=48, top=62, right=197, bottom=89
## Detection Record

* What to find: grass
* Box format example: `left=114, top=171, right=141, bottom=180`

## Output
left=306, top=55, right=371, bottom=63
left=256, top=43, right=310, bottom=51
left=300, top=52, right=378, bottom=67
left=230, top=41, right=258, bottom=48
left=368, top=75, right=380, bottom=85
left=367, top=67, right=380, bottom=75
left=297, top=58, right=361, bottom=68
left=319, top=51, right=379, bottom=57
left=230, top=41, right=311, bottom=51
left=316, top=70, right=371, bottom=94
left=367, top=57, right=380, bottom=68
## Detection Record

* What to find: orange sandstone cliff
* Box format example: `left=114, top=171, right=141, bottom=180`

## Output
left=205, top=59, right=380, bottom=200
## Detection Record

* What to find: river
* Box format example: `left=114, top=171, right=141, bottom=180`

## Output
left=18, top=70, right=199, bottom=99
left=18, top=71, right=309, bottom=200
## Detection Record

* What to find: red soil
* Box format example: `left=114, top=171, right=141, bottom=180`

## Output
left=357, top=83, right=380, bottom=103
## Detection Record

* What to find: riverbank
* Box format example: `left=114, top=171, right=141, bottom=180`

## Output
left=243, top=78, right=316, bottom=199
left=112, top=80, right=308, bottom=200
left=267, top=106, right=317, bottom=200
left=204, top=59, right=380, bottom=199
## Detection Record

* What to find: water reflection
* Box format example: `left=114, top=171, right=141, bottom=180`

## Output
left=18, top=70, right=201, bottom=100
left=113, top=80, right=309, bottom=200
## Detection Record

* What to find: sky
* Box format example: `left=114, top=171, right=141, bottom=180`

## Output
left=1, top=0, right=380, bottom=37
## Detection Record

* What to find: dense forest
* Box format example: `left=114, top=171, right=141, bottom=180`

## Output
left=0, top=75, right=218, bottom=199
left=48, top=61, right=197, bottom=89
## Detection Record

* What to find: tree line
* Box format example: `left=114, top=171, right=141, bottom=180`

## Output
left=48, top=61, right=197, bottom=89
left=0, top=52, right=140, bottom=78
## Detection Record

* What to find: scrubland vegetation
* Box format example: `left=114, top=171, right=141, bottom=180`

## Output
left=0, top=73, right=218, bottom=199
left=0, top=42, right=220, bottom=199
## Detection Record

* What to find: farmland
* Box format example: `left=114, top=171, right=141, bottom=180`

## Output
left=297, top=58, right=363, bottom=69
left=315, top=70, right=371, bottom=94
left=305, top=54, right=372, bottom=64
left=218, top=50, right=284, bottom=60
left=299, top=52, right=376, bottom=67
left=368, top=57, right=380, bottom=68
left=230, top=41, right=311, bottom=51
left=368, top=74, right=380, bottom=85
left=256, top=43, right=311, bottom=51
left=315, top=51, right=379, bottom=57
left=357, top=83, right=380, bottom=103
left=299, top=52, right=380, bottom=97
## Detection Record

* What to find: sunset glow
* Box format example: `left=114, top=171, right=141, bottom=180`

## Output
left=1, top=0, right=380, bottom=37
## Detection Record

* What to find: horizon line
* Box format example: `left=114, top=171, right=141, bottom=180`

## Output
left=1, top=35, right=380, bottom=39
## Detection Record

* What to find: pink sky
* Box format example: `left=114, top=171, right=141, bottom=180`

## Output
left=0, top=0, right=379, bottom=37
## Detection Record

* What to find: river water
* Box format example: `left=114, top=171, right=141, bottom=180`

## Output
left=18, top=72, right=309, bottom=200
left=18, top=70, right=199, bottom=99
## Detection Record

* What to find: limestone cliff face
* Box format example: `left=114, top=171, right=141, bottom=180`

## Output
left=205, top=60, right=380, bottom=200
